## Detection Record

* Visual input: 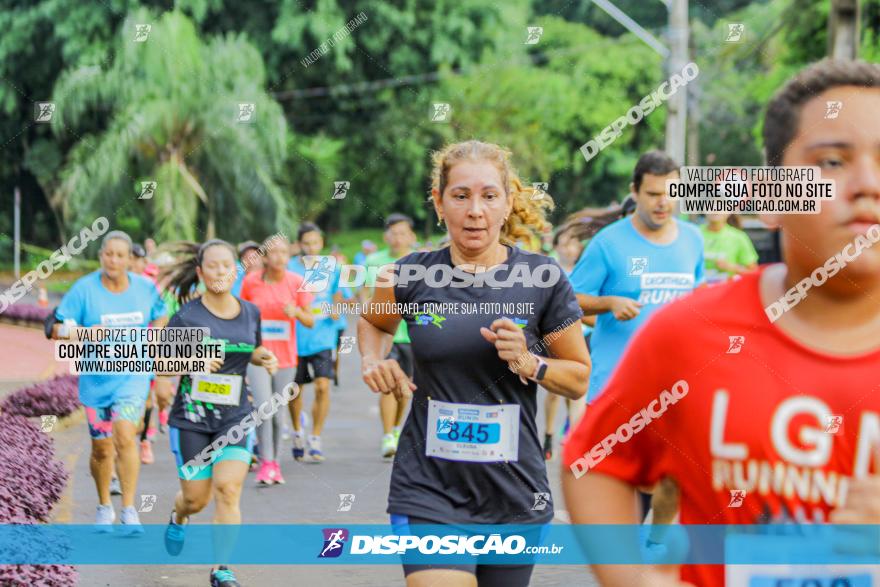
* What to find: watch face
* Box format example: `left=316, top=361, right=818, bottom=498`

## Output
left=536, top=361, right=548, bottom=381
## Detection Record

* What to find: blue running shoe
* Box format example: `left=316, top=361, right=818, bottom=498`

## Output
left=308, top=435, right=324, bottom=463
left=164, top=511, right=186, bottom=555
left=292, top=432, right=305, bottom=461
left=210, top=566, right=240, bottom=587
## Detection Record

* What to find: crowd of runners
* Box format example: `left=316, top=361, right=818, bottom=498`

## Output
left=41, top=59, right=880, bottom=587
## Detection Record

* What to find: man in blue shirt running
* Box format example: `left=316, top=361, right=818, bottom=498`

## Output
left=570, top=151, right=705, bottom=403
left=287, top=223, right=345, bottom=462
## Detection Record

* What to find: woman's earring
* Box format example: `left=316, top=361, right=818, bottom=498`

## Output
left=437, top=216, right=444, bottom=227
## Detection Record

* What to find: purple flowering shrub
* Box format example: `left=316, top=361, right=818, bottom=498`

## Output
left=0, top=376, right=80, bottom=419
left=0, top=408, right=77, bottom=584
left=0, top=303, right=51, bottom=324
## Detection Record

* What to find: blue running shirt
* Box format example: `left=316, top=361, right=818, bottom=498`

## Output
left=569, top=218, right=704, bottom=401
left=288, top=256, right=341, bottom=356
left=55, top=271, right=167, bottom=407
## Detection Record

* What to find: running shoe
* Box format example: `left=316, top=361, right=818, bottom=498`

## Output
left=381, top=433, right=396, bottom=458
left=120, top=506, right=145, bottom=536
left=392, top=427, right=401, bottom=444
left=543, top=434, right=553, bottom=461
left=292, top=433, right=305, bottom=462
left=158, top=409, right=169, bottom=433
left=255, top=460, right=273, bottom=485
left=164, top=511, right=186, bottom=556
left=271, top=461, right=285, bottom=484
left=109, top=476, right=122, bottom=495
left=210, top=566, right=240, bottom=587
left=140, top=439, right=155, bottom=464
left=94, top=504, right=115, bottom=533
left=308, top=435, right=324, bottom=462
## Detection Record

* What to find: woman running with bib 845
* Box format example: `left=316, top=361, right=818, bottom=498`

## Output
left=359, top=140, right=590, bottom=587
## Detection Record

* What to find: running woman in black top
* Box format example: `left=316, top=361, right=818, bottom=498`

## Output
left=359, top=141, right=590, bottom=587
left=158, top=240, right=283, bottom=587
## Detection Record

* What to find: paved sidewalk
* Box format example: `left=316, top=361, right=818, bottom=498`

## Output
left=0, top=322, right=67, bottom=393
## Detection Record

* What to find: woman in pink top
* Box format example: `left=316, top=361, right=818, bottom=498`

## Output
left=239, top=235, right=314, bottom=484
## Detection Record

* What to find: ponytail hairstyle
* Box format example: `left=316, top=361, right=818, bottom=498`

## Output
left=430, top=140, right=554, bottom=247
left=160, top=239, right=237, bottom=304
left=560, top=205, right=627, bottom=244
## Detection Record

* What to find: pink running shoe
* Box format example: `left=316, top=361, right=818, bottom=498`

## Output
left=140, top=440, right=155, bottom=465
left=271, top=462, right=285, bottom=485
left=255, top=460, right=273, bottom=485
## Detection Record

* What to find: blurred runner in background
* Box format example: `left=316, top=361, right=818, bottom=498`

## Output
left=287, top=223, right=343, bottom=464
left=240, top=235, right=313, bottom=481
left=364, top=214, right=417, bottom=458
left=52, top=230, right=167, bottom=533
left=701, top=213, right=759, bottom=284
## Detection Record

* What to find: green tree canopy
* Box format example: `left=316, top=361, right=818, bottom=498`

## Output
left=51, top=9, right=291, bottom=242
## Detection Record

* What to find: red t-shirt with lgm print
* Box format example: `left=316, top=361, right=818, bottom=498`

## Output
left=563, top=269, right=880, bottom=587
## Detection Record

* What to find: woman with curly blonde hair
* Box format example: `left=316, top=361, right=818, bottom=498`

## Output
left=358, top=140, right=590, bottom=587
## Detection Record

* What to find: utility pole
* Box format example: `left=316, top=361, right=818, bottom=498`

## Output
left=590, top=0, right=689, bottom=162
left=829, top=0, right=860, bottom=59
left=14, top=187, right=21, bottom=281
left=686, top=27, right=700, bottom=166
left=666, top=0, right=689, bottom=165
left=686, top=73, right=700, bottom=166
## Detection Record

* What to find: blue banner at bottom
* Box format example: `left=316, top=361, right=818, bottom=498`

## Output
left=1, top=524, right=879, bottom=565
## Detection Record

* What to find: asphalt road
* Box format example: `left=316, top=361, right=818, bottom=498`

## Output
left=46, top=323, right=598, bottom=587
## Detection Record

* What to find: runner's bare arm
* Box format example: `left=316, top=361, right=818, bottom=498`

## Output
left=542, top=322, right=591, bottom=399
left=51, top=323, right=99, bottom=340
left=250, top=345, right=278, bottom=375
left=562, top=470, right=693, bottom=587
left=154, top=375, right=175, bottom=404
left=577, top=293, right=641, bottom=320
left=285, top=303, right=315, bottom=328
left=359, top=276, right=413, bottom=399
left=482, top=318, right=589, bottom=400
left=577, top=293, right=612, bottom=315
left=330, top=290, right=344, bottom=321
left=359, top=265, right=402, bottom=343
left=715, top=258, right=757, bottom=275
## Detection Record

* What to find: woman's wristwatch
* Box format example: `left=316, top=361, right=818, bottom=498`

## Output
left=528, top=355, right=548, bottom=382
left=517, top=354, right=548, bottom=384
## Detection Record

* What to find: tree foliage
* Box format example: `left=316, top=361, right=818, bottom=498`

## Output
left=51, top=9, right=290, bottom=242
left=3, top=0, right=880, bottom=248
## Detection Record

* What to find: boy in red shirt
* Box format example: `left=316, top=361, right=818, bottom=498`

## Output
left=563, top=59, right=880, bottom=587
